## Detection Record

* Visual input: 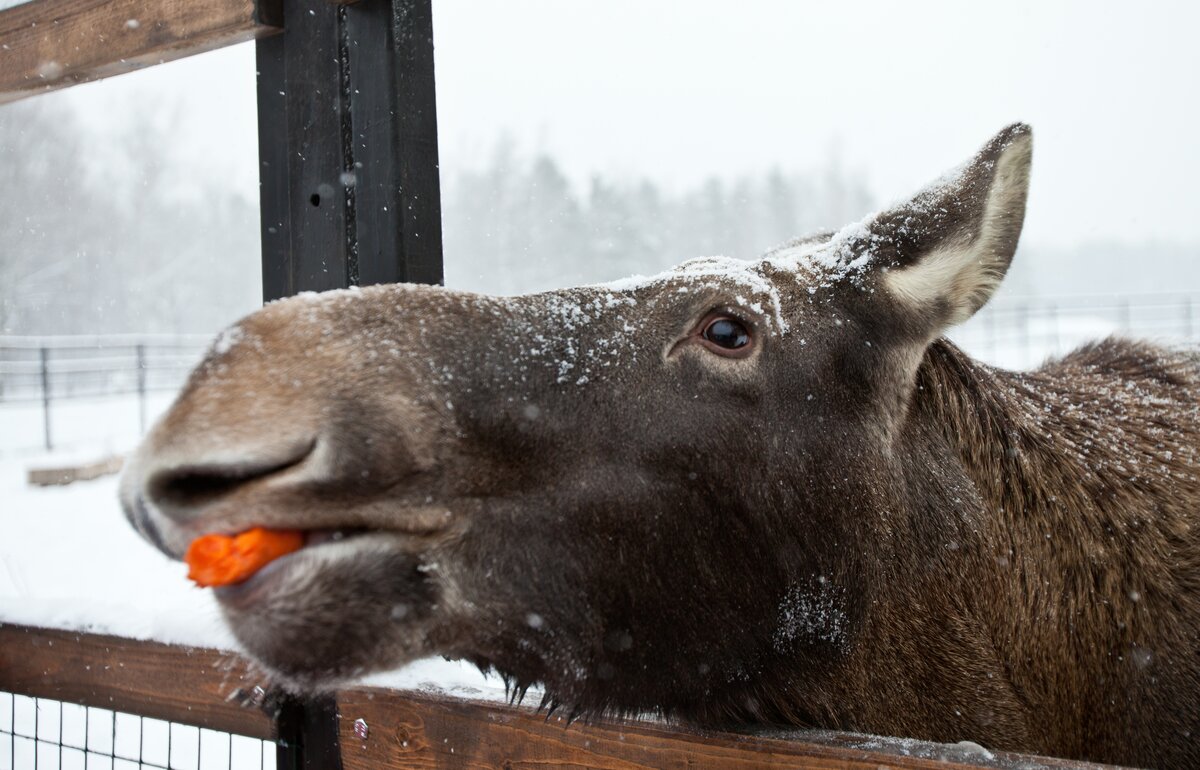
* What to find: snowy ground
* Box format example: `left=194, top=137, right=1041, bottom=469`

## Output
left=948, top=313, right=1119, bottom=371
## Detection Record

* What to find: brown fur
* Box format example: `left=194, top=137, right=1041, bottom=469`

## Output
left=120, top=125, right=1200, bottom=768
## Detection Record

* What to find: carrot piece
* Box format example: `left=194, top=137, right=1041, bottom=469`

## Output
left=185, top=527, right=305, bottom=587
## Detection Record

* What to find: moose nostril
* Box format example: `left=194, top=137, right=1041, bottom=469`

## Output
left=146, top=441, right=316, bottom=513
left=150, top=467, right=258, bottom=508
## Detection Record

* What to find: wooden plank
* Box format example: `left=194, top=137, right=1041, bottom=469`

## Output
left=334, top=688, right=1125, bottom=770
left=0, top=624, right=275, bottom=739
left=0, top=626, right=1129, bottom=768
left=257, top=0, right=443, bottom=303
left=0, top=0, right=282, bottom=105
left=26, top=453, right=122, bottom=486
left=256, top=0, right=349, bottom=300
left=344, top=0, right=445, bottom=288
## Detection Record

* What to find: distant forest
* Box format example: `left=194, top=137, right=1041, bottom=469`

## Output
left=1, top=100, right=1193, bottom=336
left=0, top=99, right=261, bottom=336
left=441, top=137, right=874, bottom=295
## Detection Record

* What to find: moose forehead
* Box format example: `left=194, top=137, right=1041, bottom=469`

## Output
left=210, top=229, right=876, bottom=382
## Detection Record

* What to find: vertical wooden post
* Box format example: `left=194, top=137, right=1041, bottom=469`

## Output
left=274, top=695, right=343, bottom=770
left=256, top=0, right=443, bottom=302
left=254, top=0, right=444, bottom=765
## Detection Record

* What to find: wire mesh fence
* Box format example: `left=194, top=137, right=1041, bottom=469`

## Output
left=946, top=293, right=1198, bottom=370
left=0, top=691, right=275, bottom=770
left=0, top=336, right=209, bottom=403
left=0, top=336, right=209, bottom=452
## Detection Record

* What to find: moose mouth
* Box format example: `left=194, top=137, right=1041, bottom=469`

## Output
left=210, top=527, right=372, bottom=607
left=304, top=527, right=369, bottom=547
left=198, top=521, right=443, bottom=690
left=207, top=520, right=451, bottom=609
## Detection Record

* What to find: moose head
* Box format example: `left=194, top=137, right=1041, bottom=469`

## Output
left=122, top=126, right=1035, bottom=724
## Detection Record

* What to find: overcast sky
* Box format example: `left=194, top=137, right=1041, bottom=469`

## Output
left=35, top=0, right=1200, bottom=252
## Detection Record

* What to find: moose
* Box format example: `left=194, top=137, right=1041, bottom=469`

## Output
left=120, top=124, right=1200, bottom=769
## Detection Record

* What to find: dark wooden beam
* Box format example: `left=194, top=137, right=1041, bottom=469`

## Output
left=256, top=0, right=444, bottom=303
left=0, top=623, right=274, bottom=739
left=0, top=0, right=282, bottom=105
left=275, top=694, right=344, bottom=770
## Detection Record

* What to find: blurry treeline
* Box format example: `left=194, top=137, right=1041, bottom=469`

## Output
left=0, top=99, right=261, bottom=336
left=0, top=101, right=875, bottom=336
left=4, top=100, right=1193, bottom=337
left=441, top=138, right=874, bottom=294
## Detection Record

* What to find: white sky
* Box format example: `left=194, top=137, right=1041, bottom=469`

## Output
left=34, top=0, right=1200, bottom=252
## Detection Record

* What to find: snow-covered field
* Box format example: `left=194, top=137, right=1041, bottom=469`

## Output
left=948, top=313, right=1120, bottom=371
left=0, top=393, right=177, bottom=457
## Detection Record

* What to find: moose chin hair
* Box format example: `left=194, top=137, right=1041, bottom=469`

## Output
left=214, top=536, right=439, bottom=692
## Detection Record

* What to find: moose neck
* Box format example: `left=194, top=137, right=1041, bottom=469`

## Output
left=911, top=337, right=1197, bottom=528
left=910, top=339, right=1054, bottom=518
left=893, top=337, right=1199, bottom=761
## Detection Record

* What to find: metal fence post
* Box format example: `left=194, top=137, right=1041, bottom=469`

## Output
left=39, top=345, right=51, bottom=451
left=1047, top=302, right=1059, bottom=355
left=984, top=307, right=996, bottom=362
left=136, top=343, right=148, bottom=435
left=1017, top=303, right=1029, bottom=368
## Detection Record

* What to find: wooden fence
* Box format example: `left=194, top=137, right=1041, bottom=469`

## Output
left=2, top=625, right=1123, bottom=770
left=0, top=0, right=1134, bottom=767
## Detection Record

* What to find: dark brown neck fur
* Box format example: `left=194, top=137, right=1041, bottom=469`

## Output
left=897, top=338, right=1200, bottom=766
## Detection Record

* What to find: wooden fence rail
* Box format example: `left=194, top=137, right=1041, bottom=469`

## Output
left=0, top=0, right=281, bottom=104
left=0, top=624, right=1125, bottom=770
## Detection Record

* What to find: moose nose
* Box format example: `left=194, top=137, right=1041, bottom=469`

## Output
left=142, top=439, right=317, bottom=523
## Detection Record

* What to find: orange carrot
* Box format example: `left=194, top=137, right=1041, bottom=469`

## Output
left=185, top=527, right=305, bottom=587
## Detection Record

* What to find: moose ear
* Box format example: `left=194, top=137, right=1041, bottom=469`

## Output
left=850, top=124, right=1033, bottom=332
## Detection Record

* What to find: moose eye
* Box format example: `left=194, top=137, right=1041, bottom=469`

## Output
left=702, top=317, right=752, bottom=352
